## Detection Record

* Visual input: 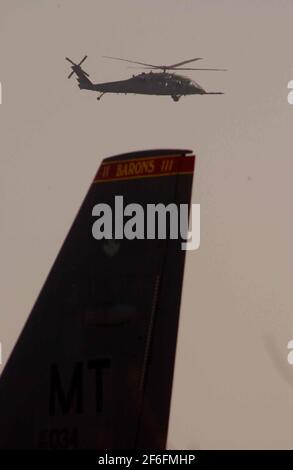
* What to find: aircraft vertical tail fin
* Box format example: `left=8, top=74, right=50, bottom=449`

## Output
left=66, top=55, right=94, bottom=90
left=0, top=149, right=196, bottom=450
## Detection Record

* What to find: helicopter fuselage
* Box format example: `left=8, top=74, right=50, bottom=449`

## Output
left=90, top=73, right=206, bottom=97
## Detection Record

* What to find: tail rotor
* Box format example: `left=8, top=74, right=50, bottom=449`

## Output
left=66, top=55, right=90, bottom=79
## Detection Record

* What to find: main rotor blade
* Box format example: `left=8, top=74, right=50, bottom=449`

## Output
left=68, top=71, right=75, bottom=79
left=167, top=58, right=203, bottom=68
left=127, top=66, right=227, bottom=73
left=127, top=66, right=160, bottom=70
left=103, top=56, right=161, bottom=68
left=103, top=55, right=223, bottom=72
left=173, top=67, right=227, bottom=71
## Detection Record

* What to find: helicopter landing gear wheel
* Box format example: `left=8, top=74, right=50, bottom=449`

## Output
left=97, top=92, right=105, bottom=101
left=171, top=95, right=180, bottom=102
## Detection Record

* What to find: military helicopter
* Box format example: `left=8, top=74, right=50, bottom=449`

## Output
left=66, top=55, right=226, bottom=102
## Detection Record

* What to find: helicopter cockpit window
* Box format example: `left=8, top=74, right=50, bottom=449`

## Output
left=191, top=79, right=201, bottom=87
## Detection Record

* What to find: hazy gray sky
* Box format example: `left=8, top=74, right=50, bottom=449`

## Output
left=1, top=0, right=293, bottom=449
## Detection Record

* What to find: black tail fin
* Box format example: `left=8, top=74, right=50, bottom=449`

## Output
left=66, top=55, right=94, bottom=90
left=75, top=70, right=94, bottom=90
left=0, top=149, right=195, bottom=450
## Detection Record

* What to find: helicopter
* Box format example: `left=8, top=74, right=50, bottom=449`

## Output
left=66, top=55, right=226, bottom=102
